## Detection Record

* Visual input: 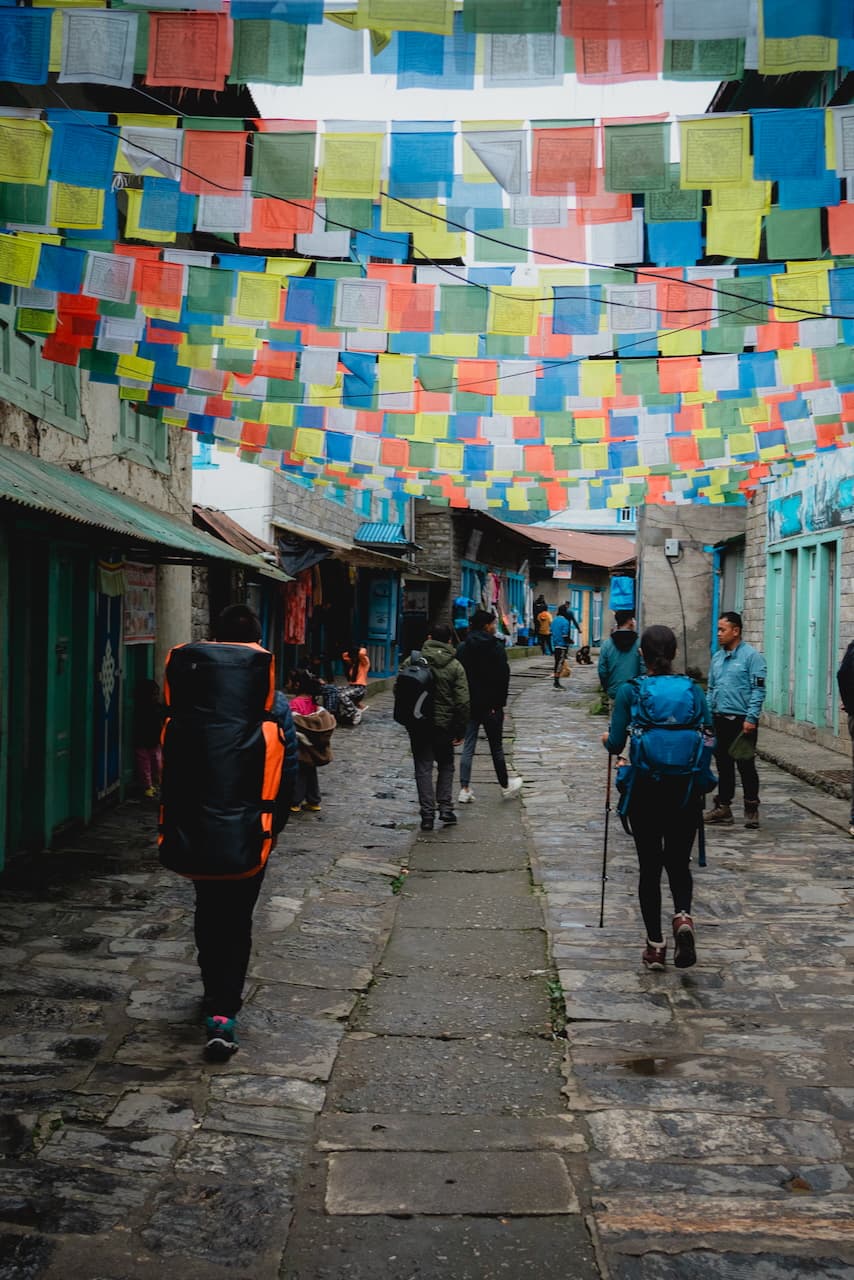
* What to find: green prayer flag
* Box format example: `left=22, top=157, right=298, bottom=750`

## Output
left=604, top=122, right=670, bottom=194
left=702, top=327, right=747, bottom=353
left=230, top=20, right=306, bottom=86
left=619, top=359, right=659, bottom=396
left=454, top=391, right=491, bottom=412
left=645, top=163, right=702, bottom=223
left=252, top=131, right=316, bottom=200
left=476, top=217, right=527, bottom=264
left=764, top=207, right=822, bottom=261
left=265, top=425, right=296, bottom=451
left=325, top=198, right=374, bottom=232
left=481, top=334, right=526, bottom=356
left=663, top=38, right=744, bottom=80
left=188, top=267, right=235, bottom=315
left=439, top=285, right=489, bottom=334
left=715, top=276, right=769, bottom=326
left=216, top=349, right=254, bottom=374
left=408, top=441, right=436, bottom=468
left=0, top=181, right=48, bottom=226
left=462, top=0, right=558, bottom=33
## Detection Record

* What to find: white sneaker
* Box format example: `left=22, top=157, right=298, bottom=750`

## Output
left=458, top=787, right=475, bottom=804
left=501, top=777, right=523, bottom=799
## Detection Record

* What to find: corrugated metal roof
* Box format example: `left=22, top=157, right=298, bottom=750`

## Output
left=502, top=521, right=636, bottom=569
left=355, top=521, right=410, bottom=546
left=0, top=444, right=290, bottom=576
left=192, top=506, right=289, bottom=581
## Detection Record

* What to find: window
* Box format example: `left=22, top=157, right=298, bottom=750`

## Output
left=617, top=507, right=636, bottom=524
left=0, top=303, right=83, bottom=436
left=116, top=400, right=169, bottom=471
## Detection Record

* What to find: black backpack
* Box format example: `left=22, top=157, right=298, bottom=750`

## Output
left=837, top=641, right=854, bottom=714
left=393, top=652, right=435, bottom=729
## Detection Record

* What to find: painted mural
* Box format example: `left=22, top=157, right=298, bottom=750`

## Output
left=767, top=454, right=854, bottom=543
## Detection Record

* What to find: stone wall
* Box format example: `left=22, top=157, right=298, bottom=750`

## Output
left=637, top=504, right=747, bottom=678
left=742, top=487, right=766, bottom=650
left=272, top=473, right=368, bottom=543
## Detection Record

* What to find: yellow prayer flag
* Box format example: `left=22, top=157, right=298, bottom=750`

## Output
left=316, top=133, right=383, bottom=200
left=759, top=34, right=837, bottom=75
left=177, top=345, right=214, bottom=370
left=683, top=389, right=716, bottom=404
left=116, top=354, right=155, bottom=382
left=307, top=375, right=344, bottom=406
left=260, top=402, right=295, bottom=425
left=212, top=325, right=261, bottom=350
left=436, top=442, right=463, bottom=469
left=49, top=12, right=63, bottom=71
left=378, top=354, right=414, bottom=393
left=492, top=395, right=530, bottom=415
left=413, top=413, right=447, bottom=441
left=579, top=360, right=617, bottom=399
left=704, top=207, right=761, bottom=259
left=235, top=272, right=282, bottom=322
left=381, top=198, right=438, bottom=232
left=124, top=189, right=176, bottom=244
left=266, top=259, right=312, bottom=279
left=574, top=416, right=606, bottom=441
left=759, top=442, right=788, bottom=461
left=0, top=235, right=40, bottom=287
left=506, top=488, right=529, bottom=511
left=431, top=333, right=479, bottom=357
left=16, top=308, right=56, bottom=334
left=0, top=118, right=52, bottom=186
left=678, top=116, right=751, bottom=189
left=740, top=403, right=769, bottom=425
left=412, top=225, right=466, bottom=260
left=658, top=329, right=702, bottom=356
left=293, top=428, right=324, bottom=457
left=825, top=109, right=836, bottom=169
left=778, top=347, right=815, bottom=386
left=580, top=443, right=608, bottom=470
left=488, top=289, right=540, bottom=337
left=356, top=0, right=454, bottom=34
left=771, top=265, right=830, bottom=322
left=49, top=183, right=105, bottom=231
left=711, top=177, right=771, bottom=214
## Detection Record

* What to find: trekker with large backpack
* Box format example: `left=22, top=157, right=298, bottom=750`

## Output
left=603, top=625, right=714, bottom=972
left=395, top=624, right=469, bottom=831
left=159, top=604, right=296, bottom=1063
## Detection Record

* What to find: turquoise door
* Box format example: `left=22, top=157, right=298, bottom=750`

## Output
left=46, top=551, right=76, bottom=834
left=0, top=528, right=7, bottom=868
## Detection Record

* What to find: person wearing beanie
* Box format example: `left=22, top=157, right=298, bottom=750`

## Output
left=455, top=609, right=523, bottom=805
left=598, top=610, right=643, bottom=700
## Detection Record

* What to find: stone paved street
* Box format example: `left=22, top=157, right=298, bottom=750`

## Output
left=1, top=657, right=853, bottom=1278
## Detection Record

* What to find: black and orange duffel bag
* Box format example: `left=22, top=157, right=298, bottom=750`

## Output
left=159, top=641, right=286, bottom=880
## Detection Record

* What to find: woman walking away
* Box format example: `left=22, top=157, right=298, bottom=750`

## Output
left=602, top=625, right=714, bottom=972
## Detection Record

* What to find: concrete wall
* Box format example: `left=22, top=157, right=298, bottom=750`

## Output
left=637, top=505, right=747, bottom=678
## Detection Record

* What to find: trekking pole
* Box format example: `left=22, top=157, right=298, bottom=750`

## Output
left=599, top=754, right=612, bottom=928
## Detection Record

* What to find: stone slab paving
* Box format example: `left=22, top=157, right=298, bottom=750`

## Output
left=2, top=658, right=853, bottom=1278
left=513, top=657, right=854, bottom=1277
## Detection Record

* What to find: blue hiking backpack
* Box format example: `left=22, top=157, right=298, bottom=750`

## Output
left=617, top=675, right=716, bottom=818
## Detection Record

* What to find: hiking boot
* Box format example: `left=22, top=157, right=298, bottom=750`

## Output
left=289, top=804, right=302, bottom=814
left=704, top=801, right=733, bottom=825
left=744, top=802, right=760, bottom=829
left=204, top=1015, right=239, bottom=1062
left=458, top=787, right=475, bottom=804
left=501, top=777, right=523, bottom=799
left=439, top=810, right=457, bottom=825
left=143, top=785, right=157, bottom=799
left=420, top=818, right=434, bottom=831
left=672, top=912, right=696, bottom=969
left=642, top=941, right=666, bottom=971
left=302, top=801, right=322, bottom=812
left=553, top=682, right=562, bottom=690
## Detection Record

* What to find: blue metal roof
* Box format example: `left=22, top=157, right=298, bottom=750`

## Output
left=354, top=522, right=409, bottom=546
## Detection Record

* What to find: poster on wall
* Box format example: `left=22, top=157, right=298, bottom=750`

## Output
left=123, top=562, right=156, bottom=644
left=767, top=453, right=854, bottom=543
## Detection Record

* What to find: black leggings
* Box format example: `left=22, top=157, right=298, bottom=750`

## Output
left=629, top=780, right=699, bottom=943
left=194, top=868, right=265, bottom=1018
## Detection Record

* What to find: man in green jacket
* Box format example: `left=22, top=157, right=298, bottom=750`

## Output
left=401, top=624, right=470, bottom=831
left=598, top=611, right=643, bottom=700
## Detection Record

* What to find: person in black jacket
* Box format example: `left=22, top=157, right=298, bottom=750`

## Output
left=456, top=608, right=523, bottom=804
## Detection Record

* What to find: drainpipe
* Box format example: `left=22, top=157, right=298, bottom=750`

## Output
left=710, top=546, right=722, bottom=670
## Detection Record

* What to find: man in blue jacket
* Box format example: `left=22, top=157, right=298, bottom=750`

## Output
left=705, top=611, right=767, bottom=829
left=598, top=610, right=643, bottom=700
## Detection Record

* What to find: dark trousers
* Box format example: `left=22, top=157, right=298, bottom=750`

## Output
left=537, top=634, right=553, bottom=655
left=553, top=646, right=568, bottom=684
left=713, top=714, right=759, bottom=806
left=459, top=709, right=508, bottom=789
left=294, top=762, right=320, bottom=807
left=849, top=713, right=854, bottom=825
left=194, top=868, right=265, bottom=1018
left=629, top=780, right=698, bottom=943
left=410, top=728, right=455, bottom=819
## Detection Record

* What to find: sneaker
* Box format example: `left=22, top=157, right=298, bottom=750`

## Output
left=672, top=912, right=697, bottom=969
left=289, top=804, right=302, bottom=814
left=553, top=683, right=562, bottom=690
left=302, top=802, right=321, bottom=812
left=143, top=786, right=157, bottom=799
left=744, top=803, right=760, bottom=829
left=439, top=810, right=457, bottom=825
left=420, top=818, right=434, bottom=831
left=704, top=802, right=733, bottom=825
left=204, top=1015, right=239, bottom=1063
left=642, top=941, right=666, bottom=971
left=458, top=787, right=475, bottom=804
left=501, top=777, right=523, bottom=799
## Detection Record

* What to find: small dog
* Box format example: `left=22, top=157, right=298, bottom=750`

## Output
left=575, top=645, right=593, bottom=665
